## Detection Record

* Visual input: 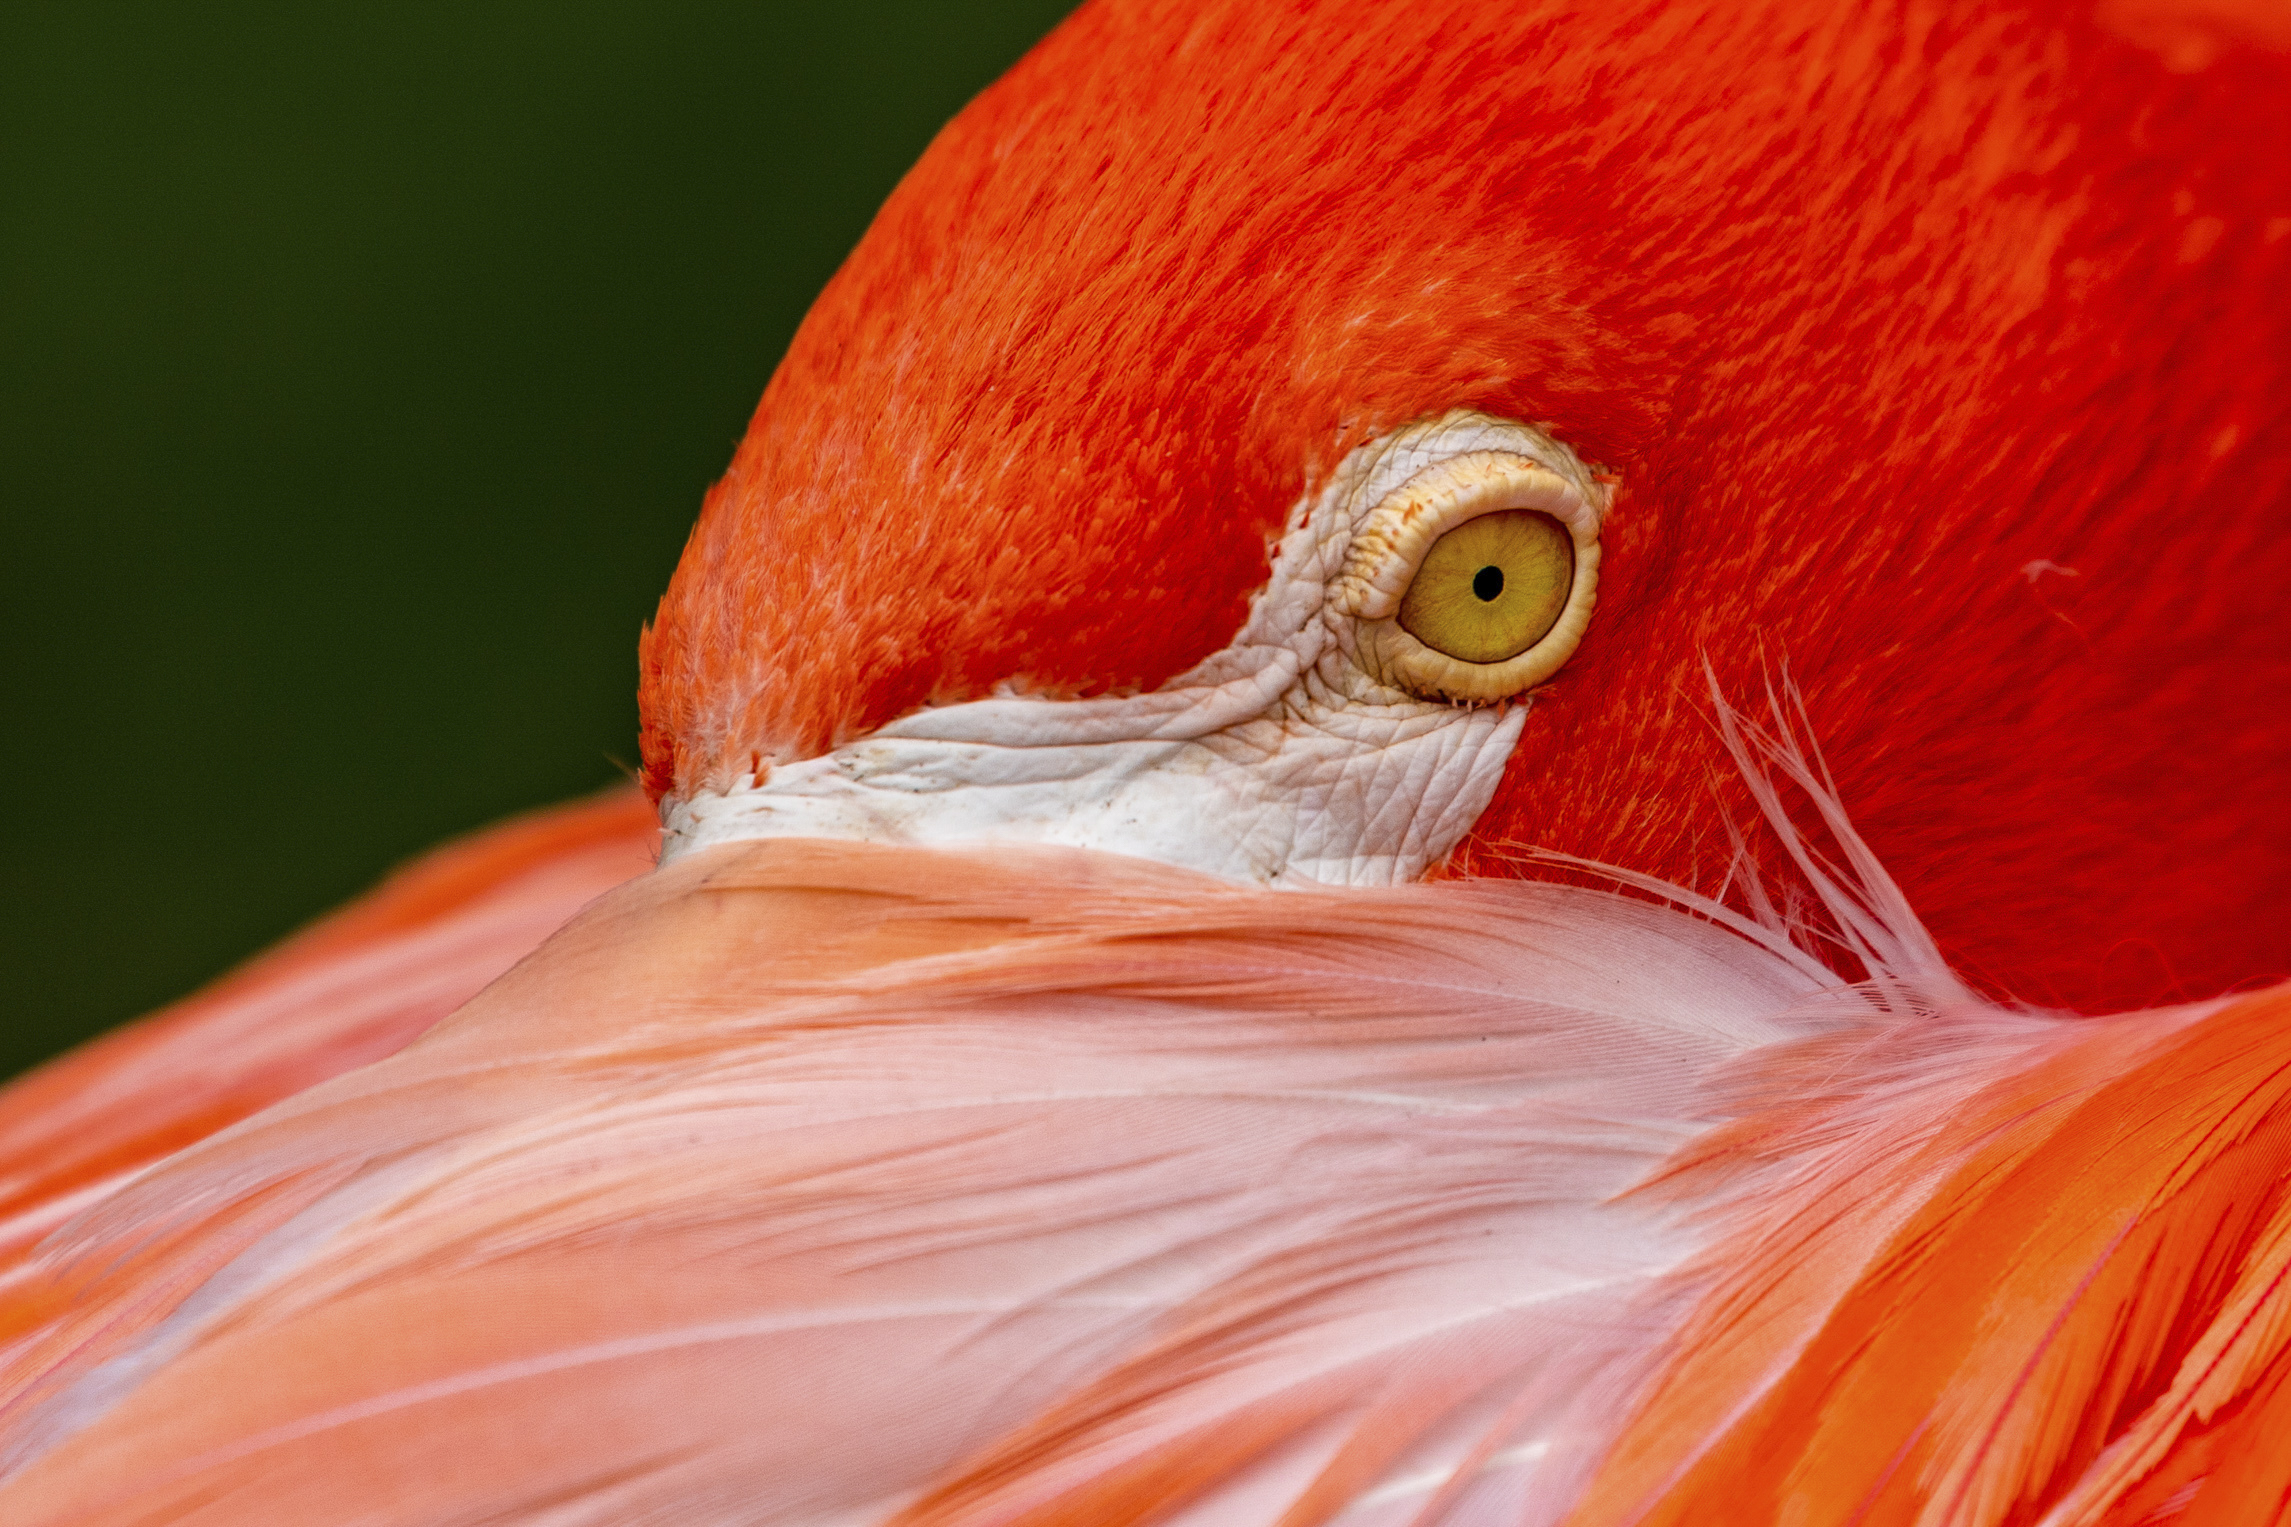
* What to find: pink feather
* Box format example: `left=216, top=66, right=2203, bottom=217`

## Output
left=1, top=708, right=2279, bottom=1523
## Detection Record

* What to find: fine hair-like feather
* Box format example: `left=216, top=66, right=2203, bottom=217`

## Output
left=0, top=705, right=2281, bottom=1523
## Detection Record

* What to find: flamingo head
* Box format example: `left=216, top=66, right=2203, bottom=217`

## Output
left=638, top=0, right=2290, bottom=1013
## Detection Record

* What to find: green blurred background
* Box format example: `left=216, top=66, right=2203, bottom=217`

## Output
left=1, top=0, right=1077, bottom=1080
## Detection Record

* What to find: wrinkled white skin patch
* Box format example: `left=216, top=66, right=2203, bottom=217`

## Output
left=662, top=414, right=1607, bottom=886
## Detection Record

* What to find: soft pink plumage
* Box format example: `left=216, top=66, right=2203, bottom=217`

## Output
left=2, top=716, right=2286, bottom=1522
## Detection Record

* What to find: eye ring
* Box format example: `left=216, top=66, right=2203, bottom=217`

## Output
left=1331, top=444, right=1605, bottom=704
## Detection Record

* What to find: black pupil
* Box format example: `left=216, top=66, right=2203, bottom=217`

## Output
left=1472, top=564, right=1505, bottom=602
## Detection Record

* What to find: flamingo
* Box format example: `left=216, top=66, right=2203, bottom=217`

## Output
left=1, top=0, right=2286, bottom=1522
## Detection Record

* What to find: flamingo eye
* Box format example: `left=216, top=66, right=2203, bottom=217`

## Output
left=1330, top=437, right=1605, bottom=705
left=1397, top=509, right=1575, bottom=663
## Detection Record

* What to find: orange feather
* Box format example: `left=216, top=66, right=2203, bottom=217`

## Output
left=0, top=791, right=653, bottom=1272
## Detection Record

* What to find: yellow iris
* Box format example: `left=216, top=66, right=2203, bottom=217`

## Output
left=1395, top=509, right=1574, bottom=665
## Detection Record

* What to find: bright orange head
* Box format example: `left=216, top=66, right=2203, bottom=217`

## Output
left=640, top=0, right=2290, bottom=1012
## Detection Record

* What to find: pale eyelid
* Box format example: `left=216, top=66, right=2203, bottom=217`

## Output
left=1330, top=443, right=1607, bottom=705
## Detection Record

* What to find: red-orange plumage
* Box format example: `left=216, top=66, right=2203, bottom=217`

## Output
left=643, top=0, right=2289, bottom=1013
left=1572, top=983, right=2291, bottom=1526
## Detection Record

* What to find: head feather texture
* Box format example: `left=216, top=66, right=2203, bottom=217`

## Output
left=639, top=0, right=2290, bottom=1014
